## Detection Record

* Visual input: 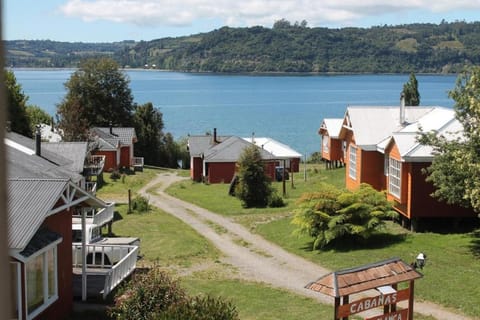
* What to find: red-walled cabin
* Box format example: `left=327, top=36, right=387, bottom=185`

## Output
left=332, top=103, right=476, bottom=230
left=318, top=118, right=345, bottom=169
left=187, top=130, right=294, bottom=184
left=91, top=127, right=139, bottom=171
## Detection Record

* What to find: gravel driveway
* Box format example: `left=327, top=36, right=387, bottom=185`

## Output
left=139, top=172, right=475, bottom=320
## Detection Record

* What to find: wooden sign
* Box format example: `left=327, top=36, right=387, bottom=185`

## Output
left=365, top=308, right=409, bottom=320
left=337, top=288, right=410, bottom=317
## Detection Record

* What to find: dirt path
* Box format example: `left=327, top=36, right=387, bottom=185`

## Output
left=139, top=172, right=475, bottom=320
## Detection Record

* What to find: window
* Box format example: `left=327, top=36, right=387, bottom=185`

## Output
left=349, top=145, right=357, bottom=180
left=26, top=246, right=58, bottom=319
left=322, top=136, right=329, bottom=153
left=384, top=155, right=389, bottom=176
left=389, top=158, right=402, bottom=198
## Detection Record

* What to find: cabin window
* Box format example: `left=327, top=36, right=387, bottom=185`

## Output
left=349, top=145, right=357, bottom=180
left=322, top=136, right=329, bottom=153
left=389, top=158, right=402, bottom=198
left=26, top=246, right=58, bottom=319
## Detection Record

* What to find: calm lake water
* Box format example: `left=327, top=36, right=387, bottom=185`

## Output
left=12, top=69, right=457, bottom=155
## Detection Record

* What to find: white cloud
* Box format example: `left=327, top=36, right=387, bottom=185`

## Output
left=59, top=0, right=480, bottom=28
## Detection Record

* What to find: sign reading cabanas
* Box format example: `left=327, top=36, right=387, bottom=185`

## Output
left=305, top=258, right=422, bottom=320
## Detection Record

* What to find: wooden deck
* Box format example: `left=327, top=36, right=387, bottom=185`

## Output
left=73, top=268, right=110, bottom=299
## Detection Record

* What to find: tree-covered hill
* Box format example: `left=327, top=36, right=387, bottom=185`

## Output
left=5, top=21, right=480, bottom=73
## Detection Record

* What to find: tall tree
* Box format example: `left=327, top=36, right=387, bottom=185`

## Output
left=235, top=145, right=272, bottom=208
left=26, top=105, right=52, bottom=133
left=403, top=72, right=420, bottom=106
left=419, top=66, right=480, bottom=213
left=132, top=102, right=164, bottom=165
left=57, top=57, right=134, bottom=140
left=5, top=70, right=31, bottom=136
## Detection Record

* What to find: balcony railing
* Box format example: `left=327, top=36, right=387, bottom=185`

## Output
left=131, top=157, right=144, bottom=171
left=85, top=181, right=97, bottom=195
left=72, top=244, right=139, bottom=299
left=72, top=202, right=115, bottom=227
left=84, top=155, right=106, bottom=176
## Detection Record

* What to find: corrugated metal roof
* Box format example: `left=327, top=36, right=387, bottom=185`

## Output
left=343, top=106, right=433, bottom=150
left=245, top=137, right=302, bottom=158
left=319, top=118, right=344, bottom=138
left=93, top=127, right=137, bottom=146
left=7, top=178, right=69, bottom=250
left=204, top=136, right=274, bottom=162
left=43, top=142, right=88, bottom=173
left=306, top=257, right=422, bottom=297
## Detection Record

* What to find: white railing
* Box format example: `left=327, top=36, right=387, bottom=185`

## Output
left=85, top=181, right=97, bottom=194
left=131, top=157, right=144, bottom=168
left=72, top=202, right=114, bottom=227
left=103, top=246, right=139, bottom=298
left=84, top=155, right=106, bottom=176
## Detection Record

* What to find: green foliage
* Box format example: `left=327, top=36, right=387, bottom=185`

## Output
left=268, top=191, right=285, bottom=208
left=132, top=102, right=164, bottom=165
left=26, top=105, right=52, bottom=134
left=292, top=183, right=398, bottom=249
left=5, top=70, right=31, bottom=136
left=235, top=145, right=272, bottom=208
left=131, top=195, right=150, bottom=213
left=7, top=22, right=480, bottom=73
left=109, top=267, right=238, bottom=320
left=57, top=57, right=134, bottom=140
left=419, top=66, right=480, bottom=212
left=403, top=72, right=420, bottom=106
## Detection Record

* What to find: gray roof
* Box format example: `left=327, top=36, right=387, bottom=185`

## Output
left=188, top=135, right=231, bottom=157
left=7, top=178, right=69, bottom=250
left=43, top=142, right=88, bottom=173
left=319, top=118, right=344, bottom=138
left=6, top=144, right=83, bottom=183
left=204, top=136, right=274, bottom=162
left=245, top=137, right=302, bottom=158
left=93, top=127, right=137, bottom=146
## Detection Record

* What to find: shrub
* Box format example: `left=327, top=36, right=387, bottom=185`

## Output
left=292, top=183, right=398, bottom=249
left=268, top=191, right=285, bottom=208
left=132, top=195, right=149, bottom=213
left=109, top=268, right=239, bottom=320
left=110, top=170, right=121, bottom=180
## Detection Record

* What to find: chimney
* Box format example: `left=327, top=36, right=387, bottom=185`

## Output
left=213, top=128, right=217, bottom=143
left=35, top=125, right=41, bottom=156
left=400, top=91, right=406, bottom=125
left=109, top=121, right=113, bottom=135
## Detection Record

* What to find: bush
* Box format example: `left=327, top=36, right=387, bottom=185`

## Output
left=268, top=191, right=285, bottom=208
left=292, top=183, right=398, bottom=249
left=132, top=196, right=149, bottom=213
left=110, top=170, right=121, bottom=180
left=109, top=267, right=239, bottom=320
left=109, top=268, right=186, bottom=320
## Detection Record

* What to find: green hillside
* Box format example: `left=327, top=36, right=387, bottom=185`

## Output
left=5, top=21, right=480, bottom=73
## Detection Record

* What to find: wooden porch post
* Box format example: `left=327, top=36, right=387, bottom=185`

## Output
left=334, top=297, right=340, bottom=320
left=342, top=295, right=349, bottom=320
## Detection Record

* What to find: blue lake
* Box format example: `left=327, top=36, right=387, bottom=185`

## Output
left=12, top=69, right=457, bottom=155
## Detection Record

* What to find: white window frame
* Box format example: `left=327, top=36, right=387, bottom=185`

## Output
left=322, top=136, right=329, bottom=153
left=349, top=145, right=357, bottom=180
left=388, top=158, right=402, bottom=199
left=25, top=241, right=60, bottom=320
left=384, top=155, right=389, bottom=176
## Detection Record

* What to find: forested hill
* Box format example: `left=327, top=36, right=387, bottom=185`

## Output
left=6, top=21, right=480, bottom=73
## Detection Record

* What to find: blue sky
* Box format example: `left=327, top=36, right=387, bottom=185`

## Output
left=4, top=0, right=480, bottom=42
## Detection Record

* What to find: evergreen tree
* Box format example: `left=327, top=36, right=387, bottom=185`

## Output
left=403, top=72, right=420, bottom=106
left=132, top=102, right=164, bottom=165
left=5, top=70, right=31, bottom=136
left=235, top=145, right=272, bottom=208
left=57, top=57, right=134, bottom=140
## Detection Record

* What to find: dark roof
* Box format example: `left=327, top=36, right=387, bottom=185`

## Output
left=306, top=257, right=423, bottom=297
left=19, top=227, right=62, bottom=258
left=7, top=178, right=69, bottom=250
left=204, top=136, right=275, bottom=162
left=92, top=127, right=137, bottom=146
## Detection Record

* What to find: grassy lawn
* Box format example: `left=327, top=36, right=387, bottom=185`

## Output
left=165, top=165, right=480, bottom=318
